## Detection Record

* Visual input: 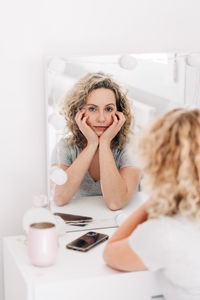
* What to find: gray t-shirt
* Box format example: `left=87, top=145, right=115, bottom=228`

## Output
left=51, top=138, right=135, bottom=198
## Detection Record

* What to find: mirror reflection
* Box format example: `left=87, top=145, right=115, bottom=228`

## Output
left=51, top=71, right=140, bottom=210
left=46, top=53, right=200, bottom=230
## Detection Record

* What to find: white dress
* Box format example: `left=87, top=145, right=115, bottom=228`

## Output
left=128, top=215, right=200, bottom=300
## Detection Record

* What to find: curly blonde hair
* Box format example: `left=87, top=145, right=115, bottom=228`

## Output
left=139, top=108, right=200, bottom=221
left=61, top=72, right=133, bottom=149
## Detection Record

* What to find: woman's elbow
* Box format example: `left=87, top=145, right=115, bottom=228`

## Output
left=103, top=244, right=122, bottom=271
left=106, top=202, right=123, bottom=211
left=106, top=195, right=130, bottom=211
left=103, top=244, right=112, bottom=266
left=54, top=194, right=70, bottom=206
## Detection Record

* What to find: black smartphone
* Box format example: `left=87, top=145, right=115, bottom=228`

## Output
left=54, top=212, right=93, bottom=227
left=66, top=231, right=109, bottom=252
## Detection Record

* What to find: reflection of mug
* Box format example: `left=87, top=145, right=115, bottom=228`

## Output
left=28, top=222, right=58, bottom=267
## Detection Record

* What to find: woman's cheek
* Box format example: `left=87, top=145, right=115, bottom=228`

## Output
left=85, top=115, right=92, bottom=126
left=108, top=113, right=115, bottom=125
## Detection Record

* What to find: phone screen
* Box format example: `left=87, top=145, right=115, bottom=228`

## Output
left=66, top=231, right=109, bottom=252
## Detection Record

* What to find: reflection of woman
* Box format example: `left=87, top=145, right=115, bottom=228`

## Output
left=103, top=109, right=200, bottom=299
left=52, top=72, right=140, bottom=209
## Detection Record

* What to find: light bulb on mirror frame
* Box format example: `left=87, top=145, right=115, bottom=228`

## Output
left=48, top=113, right=66, bottom=130
left=22, top=203, right=66, bottom=236
left=115, top=213, right=128, bottom=226
left=49, top=166, right=68, bottom=185
left=186, top=53, right=200, bottom=68
left=33, top=194, right=48, bottom=208
left=113, top=210, right=128, bottom=226
left=118, top=54, right=137, bottom=70
left=22, top=207, right=57, bottom=235
left=48, top=57, right=66, bottom=74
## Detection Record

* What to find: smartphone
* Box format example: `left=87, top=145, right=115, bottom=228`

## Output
left=66, top=231, right=109, bottom=252
left=54, top=212, right=93, bottom=226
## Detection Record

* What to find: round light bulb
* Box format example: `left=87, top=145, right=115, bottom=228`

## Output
left=48, top=57, right=66, bottom=74
left=54, top=216, right=66, bottom=236
left=115, top=213, right=128, bottom=226
left=48, top=113, right=66, bottom=130
left=33, top=195, right=48, bottom=208
left=22, top=207, right=57, bottom=234
left=186, top=53, right=200, bottom=67
left=118, top=54, right=137, bottom=70
left=113, top=210, right=128, bottom=226
left=50, top=166, right=68, bottom=185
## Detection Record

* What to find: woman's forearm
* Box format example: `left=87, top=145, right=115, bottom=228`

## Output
left=54, top=143, right=98, bottom=206
left=99, top=142, right=139, bottom=210
left=103, top=202, right=148, bottom=271
left=107, top=202, right=148, bottom=244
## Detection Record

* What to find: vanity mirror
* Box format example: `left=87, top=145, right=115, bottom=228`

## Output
left=45, top=53, right=200, bottom=231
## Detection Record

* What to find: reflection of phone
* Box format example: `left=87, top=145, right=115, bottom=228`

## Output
left=54, top=212, right=93, bottom=226
left=66, top=231, right=109, bottom=252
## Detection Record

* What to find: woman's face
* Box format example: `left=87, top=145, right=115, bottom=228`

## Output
left=83, top=88, right=117, bottom=136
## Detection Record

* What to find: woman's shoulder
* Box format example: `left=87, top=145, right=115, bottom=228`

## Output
left=164, top=214, right=200, bottom=235
left=138, top=214, right=200, bottom=239
left=140, top=214, right=190, bottom=227
left=136, top=215, right=168, bottom=234
left=57, top=137, right=81, bottom=156
left=132, top=215, right=177, bottom=241
left=112, top=144, right=137, bottom=168
left=58, top=137, right=79, bottom=149
left=112, top=144, right=128, bottom=156
left=112, top=146, right=127, bottom=163
left=52, top=137, right=81, bottom=165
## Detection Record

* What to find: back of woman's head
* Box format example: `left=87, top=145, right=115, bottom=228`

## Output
left=61, top=72, right=132, bottom=149
left=140, top=108, right=200, bottom=221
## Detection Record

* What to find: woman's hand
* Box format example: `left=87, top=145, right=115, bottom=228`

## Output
left=75, top=110, right=99, bottom=146
left=100, top=111, right=126, bottom=145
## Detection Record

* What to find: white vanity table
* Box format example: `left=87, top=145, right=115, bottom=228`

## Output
left=3, top=193, right=162, bottom=300
left=51, top=192, right=147, bottom=232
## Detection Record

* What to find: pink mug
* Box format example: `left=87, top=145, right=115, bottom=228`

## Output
left=28, top=222, right=58, bottom=267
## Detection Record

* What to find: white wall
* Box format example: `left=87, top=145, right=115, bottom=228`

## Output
left=1, top=0, right=200, bottom=299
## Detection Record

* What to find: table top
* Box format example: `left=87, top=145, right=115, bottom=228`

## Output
left=4, top=228, right=156, bottom=290
left=4, top=229, right=117, bottom=284
left=50, top=191, right=148, bottom=232
left=4, top=192, right=151, bottom=286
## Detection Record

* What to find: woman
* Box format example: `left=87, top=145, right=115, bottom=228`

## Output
left=52, top=72, right=140, bottom=210
left=103, top=108, right=200, bottom=299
